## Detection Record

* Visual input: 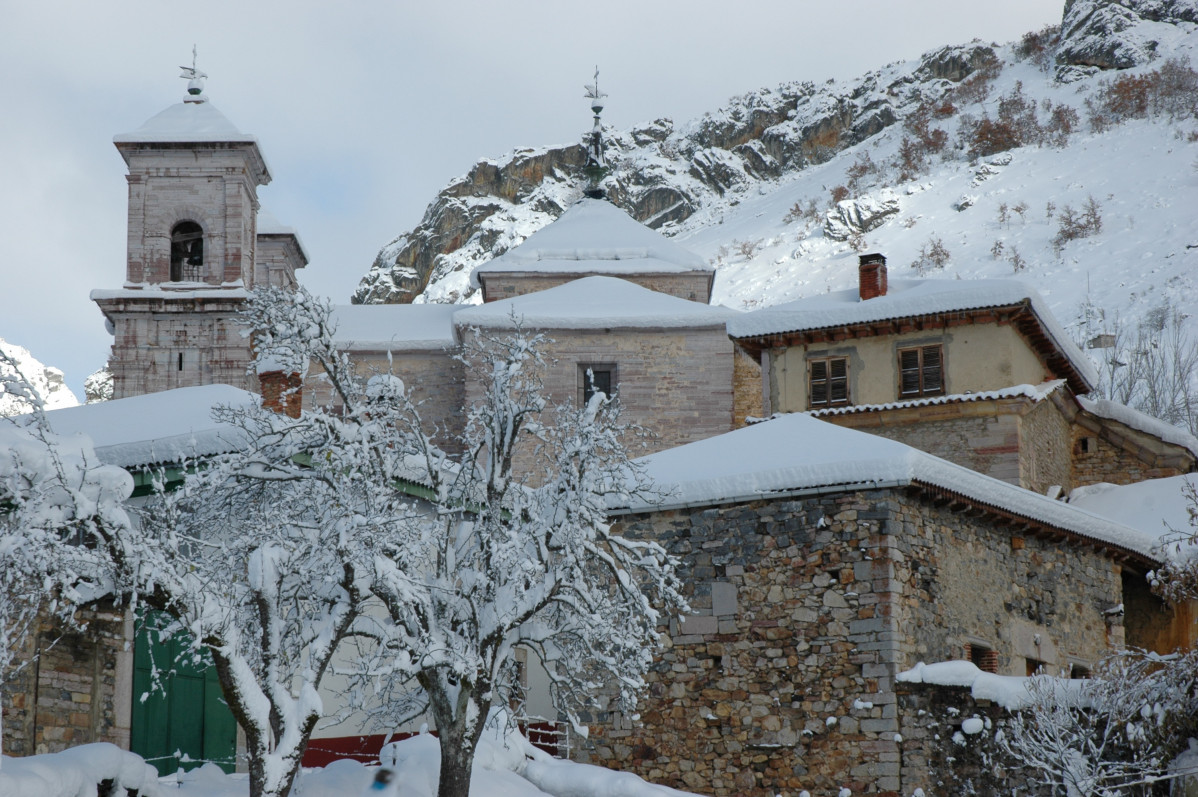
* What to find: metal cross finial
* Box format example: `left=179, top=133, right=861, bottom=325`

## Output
left=179, top=45, right=208, bottom=100
left=582, top=66, right=608, bottom=197
left=179, top=45, right=208, bottom=81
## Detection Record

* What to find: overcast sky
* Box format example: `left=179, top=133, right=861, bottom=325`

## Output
left=0, top=1, right=1064, bottom=397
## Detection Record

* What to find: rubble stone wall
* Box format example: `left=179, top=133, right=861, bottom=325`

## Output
left=2, top=605, right=131, bottom=757
left=580, top=487, right=1126, bottom=796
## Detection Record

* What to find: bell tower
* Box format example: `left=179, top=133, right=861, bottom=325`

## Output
left=93, top=58, right=292, bottom=399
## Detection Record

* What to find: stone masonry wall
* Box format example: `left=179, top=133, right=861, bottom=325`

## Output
left=303, top=349, right=466, bottom=454
left=480, top=272, right=711, bottom=304
left=462, top=326, right=733, bottom=471
left=122, top=147, right=262, bottom=286
left=833, top=410, right=1022, bottom=487
left=580, top=488, right=1127, bottom=796
left=101, top=296, right=253, bottom=399
left=1018, top=397, right=1074, bottom=495
left=731, top=345, right=762, bottom=428
left=2, top=605, right=131, bottom=757
left=1071, top=425, right=1187, bottom=488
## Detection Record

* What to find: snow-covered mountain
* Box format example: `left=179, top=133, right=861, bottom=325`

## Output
left=0, top=338, right=81, bottom=416
left=355, top=0, right=1198, bottom=378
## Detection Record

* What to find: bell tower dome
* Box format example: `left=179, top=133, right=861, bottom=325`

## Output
left=93, top=59, right=285, bottom=399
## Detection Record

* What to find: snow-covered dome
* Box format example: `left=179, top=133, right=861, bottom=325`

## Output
left=114, top=99, right=258, bottom=144
left=470, top=198, right=711, bottom=287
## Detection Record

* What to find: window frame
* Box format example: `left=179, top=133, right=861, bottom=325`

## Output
left=578, top=363, right=617, bottom=406
left=897, top=344, right=945, bottom=398
left=807, top=356, right=850, bottom=409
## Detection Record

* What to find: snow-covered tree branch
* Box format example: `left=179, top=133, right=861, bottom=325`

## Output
left=0, top=351, right=133, bottom=769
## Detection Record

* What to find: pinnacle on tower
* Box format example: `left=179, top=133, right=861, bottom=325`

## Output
left=583, top=66, right=608, bottom=198
left=180, top=45, right=208, bottom=104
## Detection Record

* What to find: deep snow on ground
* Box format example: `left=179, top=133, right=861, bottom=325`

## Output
left=0, top=723, right=702, bottom=797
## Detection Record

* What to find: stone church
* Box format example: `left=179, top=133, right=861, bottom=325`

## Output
left=7, top=68, right=1197, bottom=796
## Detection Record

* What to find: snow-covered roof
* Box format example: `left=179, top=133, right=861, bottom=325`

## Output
left=806, top=381, right=1067, bottom=418
left=114, top=99, right=257, bottom=144
left=1077, top=396, right=1198, bottom=459
left=615, top=412, right=1156, bottom=561
left=728, top=278, right=1098, bottom=389
left=1069, top=474, right=1198, bottom=562
left=330, top=304, right=460, bottom=351
left=471, top=198, right=711, bottom=287
left=258, top=208, right=311, bottom=264
left=455, top=276, right=737, bottom=330
left=38, top=385, right=256, bottom=469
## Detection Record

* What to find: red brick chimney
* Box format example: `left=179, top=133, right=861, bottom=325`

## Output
left=859, top=253, right=887, bottom=300
left=259, top=370, right=303, bottom=418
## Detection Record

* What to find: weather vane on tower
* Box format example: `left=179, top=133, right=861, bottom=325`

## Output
left=180, top=45, right=208, bottom=103
left=583, top=66, right=608, bottom=198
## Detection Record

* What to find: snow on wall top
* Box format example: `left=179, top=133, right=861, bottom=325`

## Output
left=330, top=304, right=460, bottom=351
left=455, top=276, right=738, bottom=330
left=257, top=208, right=310, bottom=263
left=38, top=384, right=256, bottom=468
left=113, top=99, right=258, bottom=144
left=470, top=198, right=711, bottom=287
left=1078, top=396, right=1198, bottom=458
left=90, top=285, right=250, bottom=301
left=727, top=278, right=1099, bottom=388
left=616, top=412, right=1156, bottom=560
left=896, top=661, right=1070, bottom=710
left=1069, top=473, right=1198, bottom=561
left=806, top=380, right=1067, bottom=418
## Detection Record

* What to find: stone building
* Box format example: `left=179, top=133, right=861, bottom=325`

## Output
left=580, top=412, right=1165, bottom=796
left=729, top=253, right=1198, bottom=496
left=91, top=76, right=306, bottom=400
left=12, top=65, right=1195, bottom=788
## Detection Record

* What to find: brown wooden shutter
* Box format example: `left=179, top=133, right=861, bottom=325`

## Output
left=921, top=345, right=943, bottom=395
left=810, top=360, right=829, bottom=406
left=899, top=349, right=921, bottom=396
left=829, top=358, right=848, bottom=404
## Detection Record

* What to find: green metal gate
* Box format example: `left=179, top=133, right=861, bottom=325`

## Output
left=130, top=612, right=237, bottom=775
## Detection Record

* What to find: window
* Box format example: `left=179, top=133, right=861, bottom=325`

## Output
left=809, top=357, right=849, bottom=408
left=579, top=364, right=615, bottom=405
left=170, top=221, right=204, bottom=281
left=1025, top=657, right=1046, bottom=677
left=898, top=344, right=944, bottom=398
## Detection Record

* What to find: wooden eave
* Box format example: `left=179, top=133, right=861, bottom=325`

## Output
left=908, top=481, right=1158, bottom=569
left=732, top=300, right=1091, bottom=394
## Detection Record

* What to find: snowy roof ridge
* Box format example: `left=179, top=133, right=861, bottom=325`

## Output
left=455, top=276, right=738, bottom=330
left=471, top=198, right=711, bottom=287
left=38, top=385, right=256, bottom=469
left=727, top=278, right=1098, bottom=389
left=1077, top=396, right=1198, bottom=458
left=330, top=304, right=460, bottom=351
left=614, top=413, right=1157, bottom=562
left=807, top=380, right=1067, bottom=418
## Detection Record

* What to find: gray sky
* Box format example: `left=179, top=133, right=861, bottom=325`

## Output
left=0, top=0, right=1063, bottom=397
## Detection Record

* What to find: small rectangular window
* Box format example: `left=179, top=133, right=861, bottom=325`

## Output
left=579, top=364, right=616, bottom=405
left=898, top=345, right=944, bottom=398
left=966, top=642, right=998, bottom=674
left=809, top=357, right=849, bottom=408
left=1026, top=657, right=1046, bottom=677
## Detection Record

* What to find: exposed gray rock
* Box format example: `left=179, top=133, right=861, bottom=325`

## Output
left=1056, top=0, right=1197, bottom=74
left=824, top=194, right=902, bottom=241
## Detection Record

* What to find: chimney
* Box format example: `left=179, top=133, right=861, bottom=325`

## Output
left=259, top=370, right=303, bottom=419
left=859, top=253, right=887, bottom=300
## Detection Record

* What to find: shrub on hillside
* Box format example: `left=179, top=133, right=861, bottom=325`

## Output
left=1051, top=195, right=1103, bottom=255
left=911, top=237, right=951, bottom=274
left=1014, top=24, right=1060, bottom=72
left=1087, top=57, right=1198, bottom=131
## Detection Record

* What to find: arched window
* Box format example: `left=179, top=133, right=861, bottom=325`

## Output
left=170, top=221, right=204, bottom=281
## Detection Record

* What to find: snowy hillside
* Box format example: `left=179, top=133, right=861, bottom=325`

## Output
left=357, top=0, right=1198, bottom=423
left=0, top=338, right=80, bottom=416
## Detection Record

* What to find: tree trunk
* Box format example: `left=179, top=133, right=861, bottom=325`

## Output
left=436, top=730, right=475, bottom=797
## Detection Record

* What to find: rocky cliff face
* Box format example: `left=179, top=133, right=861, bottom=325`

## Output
left=353, top=0, right=1193, bottom=307
left=353, top=43, right=1002, bottom=306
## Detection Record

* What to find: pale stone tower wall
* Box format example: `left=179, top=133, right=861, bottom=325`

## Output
left=94, top=98, right=272, bottom=400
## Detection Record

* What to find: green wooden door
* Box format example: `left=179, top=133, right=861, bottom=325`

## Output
left=131, top=612, right=237, bottom=775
